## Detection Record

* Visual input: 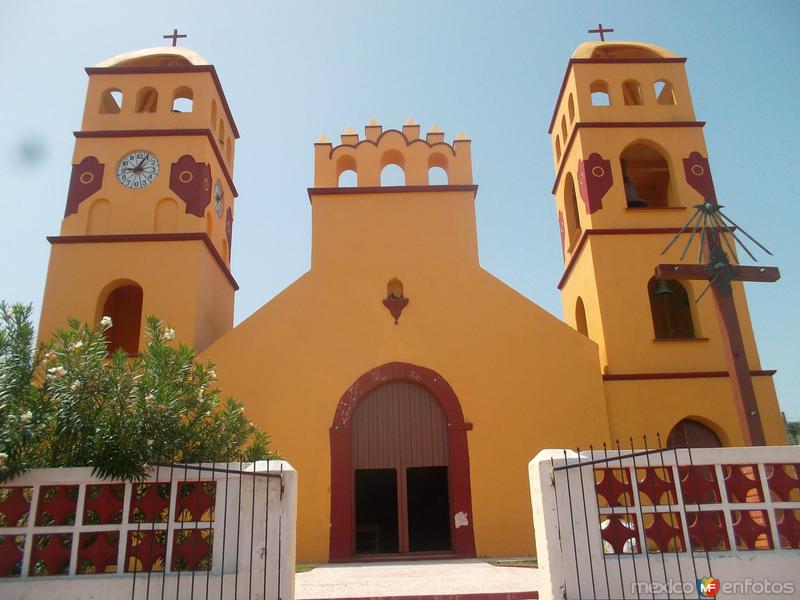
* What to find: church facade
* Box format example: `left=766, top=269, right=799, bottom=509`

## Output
left=37, top=40, right=786, bottom=564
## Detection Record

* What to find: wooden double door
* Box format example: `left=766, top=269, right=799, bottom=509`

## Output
left=351, top=381, right=453, bottom=555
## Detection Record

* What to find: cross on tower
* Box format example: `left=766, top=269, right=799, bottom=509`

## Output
left=163, top=28, right=187, bottom=47
left=588, top=23, right=614, bottom=41
left=655, top=201, right=780, bottom=446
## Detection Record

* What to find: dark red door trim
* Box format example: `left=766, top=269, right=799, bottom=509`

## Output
left=329, top=362, right=477, bottom=562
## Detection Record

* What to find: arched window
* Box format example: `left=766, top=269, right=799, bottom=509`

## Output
left=428, top=153, right=449, bottom=185
left=205, top=212, right=213, bottom=236
left=380, top=150, right=406, bottom=186
left=648, top=278, right=695, bottom=339
left=336, top=154, right=357, bottom=187
left=171, top=86, right=193, bottom=112
left=563, top=173, right=581, bottom=246
left=590, top=80, right=611, bottom=106
left=218, top=119, right=225, bottom=144
left=654, top=80, right=676, bottom=105
left=555, top=136, right=561, bottom=162
left=101, top=283, right=143, bottom=355
left=99, top=88, right=123, bottom=114
left=135, top=87, right=158, bottom=113
left=568, top=94, right=575, bottom=123
left=210, top=99, right=217, bottom=128
left=560, top=115, right=568, bottom=142
left=667, top=419, right=722, bottom=448
left=86, top=199, right=110, bottom=234
left=153, top=198, right=177, bottom=232
left=575, top=297, right=588, bottom=336
left=622, top=80, right=643, bottom=105
left=620, top=142, right=672, bottom=207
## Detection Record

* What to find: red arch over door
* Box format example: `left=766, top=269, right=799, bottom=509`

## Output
left=329, top=362, right=476, bottom=561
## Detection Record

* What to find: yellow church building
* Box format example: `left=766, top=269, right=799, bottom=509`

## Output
left=37, top=40, right=786, bottom=564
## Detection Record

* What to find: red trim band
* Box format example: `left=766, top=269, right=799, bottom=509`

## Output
left=47, top=233, right=238, bottom=290
left=603, top=369, right=776, bottom=381
left=85, top=65, right=240, bottom=138
left=551, top=121, right=705, bottom=194
left=74, top=129, right=238, bottom=197
left=558, top=228, right=688, bottom=290
left=308, top=184, right=478, bottom=201
left=548, top=57, right=687, bottom=133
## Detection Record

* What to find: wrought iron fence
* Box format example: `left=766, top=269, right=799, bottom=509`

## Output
left=541, top=437, right=800, bottom=599
left=0, top=460, right=293, bottom=600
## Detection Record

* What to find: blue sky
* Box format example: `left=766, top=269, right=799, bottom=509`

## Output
left=1, top=1, right=799, bottom=420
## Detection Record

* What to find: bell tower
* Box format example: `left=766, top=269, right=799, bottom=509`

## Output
left=550, top=41, right=785, bottom=445
left=39, top=46, right=239, bottom=353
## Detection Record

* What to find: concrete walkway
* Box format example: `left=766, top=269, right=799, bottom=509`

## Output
left=295, top=559, right=539, bottom=599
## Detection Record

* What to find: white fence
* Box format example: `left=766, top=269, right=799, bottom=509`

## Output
left=530, top=446, right=800, bottom=600
left=0, top=461, right=297, bottom=600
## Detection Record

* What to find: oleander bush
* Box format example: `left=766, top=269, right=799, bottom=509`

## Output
left=0, top=302, right=274, bottom=483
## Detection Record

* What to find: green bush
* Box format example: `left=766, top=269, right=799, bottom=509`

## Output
left=0, top=302, right=275, bottom=482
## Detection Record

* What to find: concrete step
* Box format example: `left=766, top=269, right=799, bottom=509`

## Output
left=295, top=560, right=539, bottom=600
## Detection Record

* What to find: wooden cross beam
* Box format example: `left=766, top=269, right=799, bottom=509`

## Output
left=655, top=251, right=780, bottom=446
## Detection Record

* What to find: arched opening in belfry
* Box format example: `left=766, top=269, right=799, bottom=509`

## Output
left=655, top=80, right=677, bottom=105
left=575, top=297, right=588, bottom=336
left=648, top=277, right=696, bottom=339
left=336, top=154, right=357, bottom=187
left=351, top=381, right=452, bottom=554
left=172, top=86, right=193, bottom=112
left=568, top=93, right=575, bottom=122
left=99, top=88, right=123, bottom=114
left=563, top=173, right=581, bottom=246
left=590, top=80, right=611, bottom=106
left=667, top=419, right=723, bottom=448
left=620, top=142, right=673, bottom=207
left=428, top=153, right=449, bottom=185
left=100, top=283, right=144, bottom=355
left=622, top=79, right=644, bottom=105
left=135, top=87, right=158, bottom=113
left=380, top=150, right=406, bottom=186
left=210, top=99, right=217, bottom=128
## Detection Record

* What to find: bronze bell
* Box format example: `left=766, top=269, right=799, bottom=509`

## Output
left=654, top=279, right=673, bottom=297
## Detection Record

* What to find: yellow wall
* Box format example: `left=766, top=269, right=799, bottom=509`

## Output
left=202, top=176, right=614, bottom=562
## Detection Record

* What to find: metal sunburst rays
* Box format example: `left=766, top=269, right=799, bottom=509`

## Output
left=660, top=200, right=773, bottom=302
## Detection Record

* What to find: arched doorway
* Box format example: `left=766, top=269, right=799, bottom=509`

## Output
left=329, top=363, right=476, bottom=561
left=667, top=418, right=723, bottom=448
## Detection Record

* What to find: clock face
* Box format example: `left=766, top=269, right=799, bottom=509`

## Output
left=116, top=150, right=159, bottom=189
left=214, top=179, right=224, bottom=216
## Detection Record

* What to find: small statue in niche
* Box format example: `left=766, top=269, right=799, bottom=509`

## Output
left=383, top=278, right=409, bottom=324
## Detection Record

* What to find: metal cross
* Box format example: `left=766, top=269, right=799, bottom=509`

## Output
left=656, top=201, right=779, bottom=446
left=163, top=29, right=187, bottom=47
left=588, top=23, right=614, bottom=41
